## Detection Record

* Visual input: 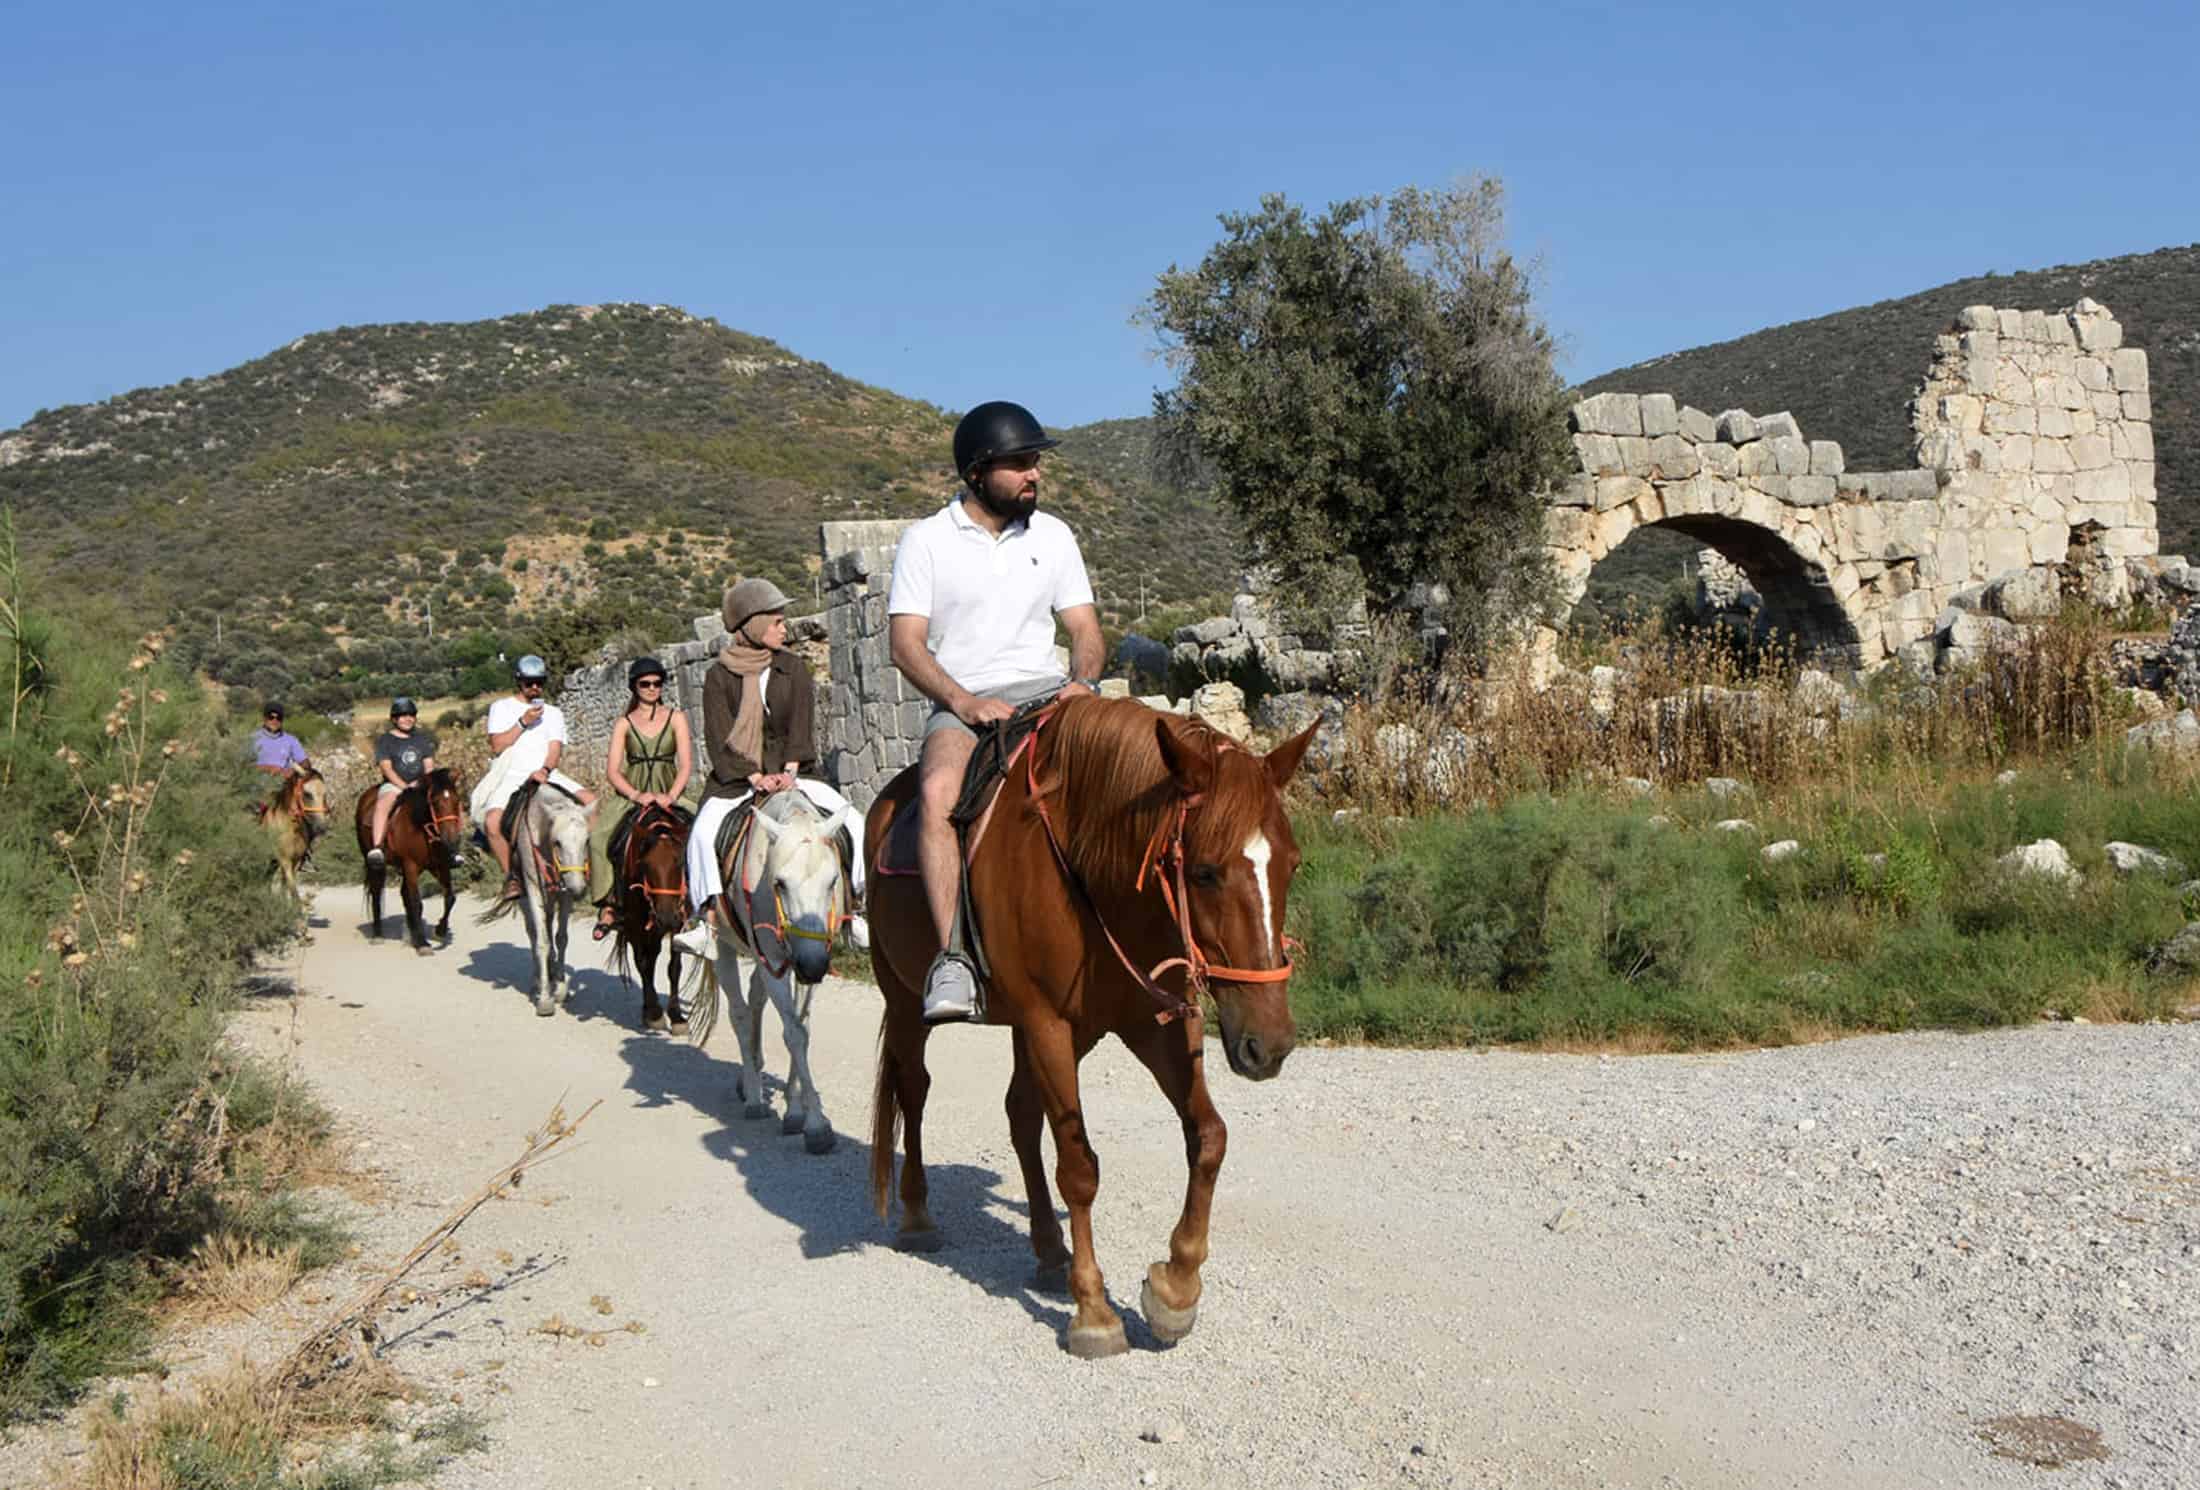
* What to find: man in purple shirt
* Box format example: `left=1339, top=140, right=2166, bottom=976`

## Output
left=251, top=704, right=312, bottom=776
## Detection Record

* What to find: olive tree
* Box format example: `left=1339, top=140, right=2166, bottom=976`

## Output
left=1144, top=179, right=1574, bottom=655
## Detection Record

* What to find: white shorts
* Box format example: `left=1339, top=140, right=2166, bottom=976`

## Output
left=469, top=750, right=585, bottom=823
left=686, top=778, right=864, bottom=913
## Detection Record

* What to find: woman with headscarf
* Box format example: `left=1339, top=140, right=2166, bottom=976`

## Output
left=678, top=577, right=866, bottom=949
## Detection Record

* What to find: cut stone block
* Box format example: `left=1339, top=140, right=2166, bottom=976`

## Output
left=1639, top=393, right=1679, bottom=437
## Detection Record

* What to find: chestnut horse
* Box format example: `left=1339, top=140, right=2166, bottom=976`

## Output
left=605, top=804, right=694, bottom=1032
left=262, top=767, right=331, bottom=905
left=354, top=768, right=466, bottom=950
left=865, top=695, right=1318, bottom=1358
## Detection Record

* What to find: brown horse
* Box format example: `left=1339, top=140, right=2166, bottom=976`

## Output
left=355, top=768, right=466, bottom=950
left=865, top=695, right=1319, bottom=1358
left=262, top=767, right=332, bottom=904
left=605, top=804, right=694, bottom=1032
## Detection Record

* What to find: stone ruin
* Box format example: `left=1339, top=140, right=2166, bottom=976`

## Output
left=1546, top=298, right=2163, bottom=672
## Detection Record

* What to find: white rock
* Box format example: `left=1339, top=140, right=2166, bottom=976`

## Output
left=1705, top=776, right=1747, bottom=799
left=1997, top=839, right=2078, bottom=884
left=1713, top=819, right=1757, bottom=834
left=1762, top=840, right=1801, bottom=862
left=2105, top=842, right=2185, bottom=878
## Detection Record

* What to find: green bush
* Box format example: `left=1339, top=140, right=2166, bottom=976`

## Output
left=0, top=595, right=311, bottom=1420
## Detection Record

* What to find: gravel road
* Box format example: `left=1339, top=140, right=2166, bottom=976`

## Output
left=215, top=889, right=2197, bottom=1489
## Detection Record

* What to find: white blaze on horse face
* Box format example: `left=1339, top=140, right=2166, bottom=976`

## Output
left=1243, top=831, right=1277, bottom=961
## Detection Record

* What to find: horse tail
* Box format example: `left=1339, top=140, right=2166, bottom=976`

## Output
left=868, top=1016, right=900, bottom=1222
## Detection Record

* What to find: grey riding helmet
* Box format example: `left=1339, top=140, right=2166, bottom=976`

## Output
left=390, top=696, right=418, bottom=719
left=514, top=654, right=549, bottom=681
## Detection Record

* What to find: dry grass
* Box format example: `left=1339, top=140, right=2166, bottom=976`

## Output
left=164, top=1235, right=304, bottom=1324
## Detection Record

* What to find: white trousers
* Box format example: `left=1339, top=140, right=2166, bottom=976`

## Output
left=685, top=779, right=863, bottom=913
left=470, top=751, right=584, bottom=824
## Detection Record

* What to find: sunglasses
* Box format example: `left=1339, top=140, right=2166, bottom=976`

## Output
left=636, top=679, right=665, bottom=690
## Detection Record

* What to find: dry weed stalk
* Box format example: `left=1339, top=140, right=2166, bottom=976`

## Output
left=275, top=1096, right=598, bottom=1394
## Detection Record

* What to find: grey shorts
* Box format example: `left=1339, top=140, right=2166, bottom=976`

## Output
left=922, top=676, right=1067, bottom=744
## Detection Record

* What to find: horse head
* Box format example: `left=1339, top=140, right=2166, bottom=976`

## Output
left=1152, top=713, right=1321, bottom=1082
left=635, top=807, right=688, bottom=935
left=292, top=768, right=332, bottom=844
left=749, top=793, right=850, bottom=985
left=540, top=791, right=594, bottom=899
left=419, top=768, right=467, bottom=858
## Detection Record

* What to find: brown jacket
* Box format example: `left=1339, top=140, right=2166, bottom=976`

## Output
left=701, top=650, right=818, bottom=801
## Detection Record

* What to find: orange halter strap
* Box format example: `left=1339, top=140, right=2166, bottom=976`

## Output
left=1025, top=712, right=1294, bottom=1025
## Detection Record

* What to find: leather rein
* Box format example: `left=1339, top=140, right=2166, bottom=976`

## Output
left=621, top=805, right=689, bottom=912
left=1024, top=706, right=1294, bottom=1025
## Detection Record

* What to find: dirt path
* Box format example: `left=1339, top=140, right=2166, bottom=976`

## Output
left=203, top=888, right=2193, bottom=1490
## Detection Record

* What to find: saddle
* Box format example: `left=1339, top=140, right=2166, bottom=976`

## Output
left=875, top=696, right=1059, bottom=993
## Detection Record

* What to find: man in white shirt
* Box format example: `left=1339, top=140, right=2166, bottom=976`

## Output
left=471, top=653, right=597, bottom=900
left=886, top=400, right=1104, bottom=1021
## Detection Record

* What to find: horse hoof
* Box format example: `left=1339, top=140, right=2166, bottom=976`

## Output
left=1140, top=1274, right=1199, bottom=1345
left=802, top=1126, right=836, bottom=1155
left=644, top=1013, right=669, bottom=1032
left=413, top=944, right=433, bottom=958
left=896, top=1227, right=944, bottom=1254
left=743, top=1102, right=772, bottom=1121
left=668, top=1019, right=689, bottom=1036
left=780, top=1111, right=806, bottom=1136
left=534, top=999, right=556, bottom=1018
left=1063, top=1320, right=1130, bottom=1359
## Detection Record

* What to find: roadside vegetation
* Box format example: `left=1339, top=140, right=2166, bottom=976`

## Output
left=1286, top=609, right=2200, bottom=1046
left=0, top=517, right=339, bottom=1425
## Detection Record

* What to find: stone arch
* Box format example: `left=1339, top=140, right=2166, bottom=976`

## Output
left=1559, top=512, right=1865, bottom=665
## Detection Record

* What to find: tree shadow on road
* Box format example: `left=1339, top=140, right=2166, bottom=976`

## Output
left=611, top=1016, right=1078, bottom=1341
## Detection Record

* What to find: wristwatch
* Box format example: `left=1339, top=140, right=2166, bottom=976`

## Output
left=1073, top=676, right=1102, bottom=691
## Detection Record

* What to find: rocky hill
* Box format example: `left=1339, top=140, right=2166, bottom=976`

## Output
left=0, top=304, right=1242, bottom=709
left=1574, top=244, right=2200, bottom=618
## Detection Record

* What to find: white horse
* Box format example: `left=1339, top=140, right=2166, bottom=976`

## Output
left=697, top=790, right=855, bottom=1154
left=481, top=785, right=595, bottom=1017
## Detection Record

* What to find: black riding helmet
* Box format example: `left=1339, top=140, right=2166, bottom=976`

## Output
left=390, top=696, right=418, bottom=719
left=628, top=656, right=666, bottom=686
left=952, top=401, right=1059, bottom=485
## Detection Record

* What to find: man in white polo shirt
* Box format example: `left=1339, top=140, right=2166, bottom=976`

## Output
left=887, top=400, right=1105, bottom=1021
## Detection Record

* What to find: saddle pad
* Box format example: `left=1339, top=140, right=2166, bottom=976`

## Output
left=877, top=786, right=1005, bottom=877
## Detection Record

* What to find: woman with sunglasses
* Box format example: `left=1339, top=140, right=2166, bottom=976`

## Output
left=592, top=656, right=694, bottom=939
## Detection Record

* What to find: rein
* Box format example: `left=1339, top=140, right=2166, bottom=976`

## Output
left=1025, top=708, right=1294, bottom=1025
left=621, top=806, right=689, bottom=912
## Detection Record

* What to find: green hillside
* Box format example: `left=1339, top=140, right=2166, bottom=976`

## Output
left=1572, top=243, right=2200, bottom=620
left=0, top=304, right=1242, bottom=710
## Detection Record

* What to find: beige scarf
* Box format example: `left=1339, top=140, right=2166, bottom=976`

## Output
left=715, top=618, right=775, bottom=772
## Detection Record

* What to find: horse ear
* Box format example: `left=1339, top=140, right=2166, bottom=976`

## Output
left=1264, top=719, right=1321, bottom=790
left=752, top=812, right=783, bottom=844
left=819, top=805, right=853, bottom=840
left=1153, top=716, right=1216, bottom=798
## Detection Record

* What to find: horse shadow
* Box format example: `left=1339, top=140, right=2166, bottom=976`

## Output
left=455, top=943, right=630, bottom=1024
left=612, top=1024, right=1092, bottom=1341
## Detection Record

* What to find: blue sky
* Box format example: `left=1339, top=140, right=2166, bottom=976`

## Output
left=3, top=0, right=2195, bottom=433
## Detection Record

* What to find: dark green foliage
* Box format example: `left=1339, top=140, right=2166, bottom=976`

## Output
left=0, top=304, right=1244, bottom=702
left=1145, top=181, right=1576, bottom=639
left=1578, top=242, right=2200, bottom=612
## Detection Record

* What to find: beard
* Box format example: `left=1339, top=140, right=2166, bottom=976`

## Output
left=976, top=486, right=1038, bottom=524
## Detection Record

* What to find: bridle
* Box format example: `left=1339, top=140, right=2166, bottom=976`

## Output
left=1026, top=707, right=1295, bottom=1024
left=716, top=796, right=846, bottom=980
left=621, top=805, right=689, bottom=922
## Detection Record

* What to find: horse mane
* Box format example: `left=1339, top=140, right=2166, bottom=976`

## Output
left=1043, top=696, right=1268, bottom=888
left=404, top=767, right=459, bottom=829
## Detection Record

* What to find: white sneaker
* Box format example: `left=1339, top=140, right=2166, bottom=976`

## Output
left=672, top=923, right=715, bottom=959
left=922, top=954, right=978, bottom=1023
left=847, top=914, right=871, bottom=951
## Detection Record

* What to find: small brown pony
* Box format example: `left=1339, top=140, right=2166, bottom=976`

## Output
left=354, top=768, right=466, bottom=950
left=865, top=695, right=1319, bottom=1358
left=261, top=767, right=331, bottom=903
left=605, top=804, right=694, bottom=1032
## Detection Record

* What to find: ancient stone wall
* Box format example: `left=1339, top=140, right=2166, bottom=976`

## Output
left=554, top=615, right=727, bottom=789
left=1549, top=298, right=2158, bottom=669
left=819, top=518, right=927, bottom=811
